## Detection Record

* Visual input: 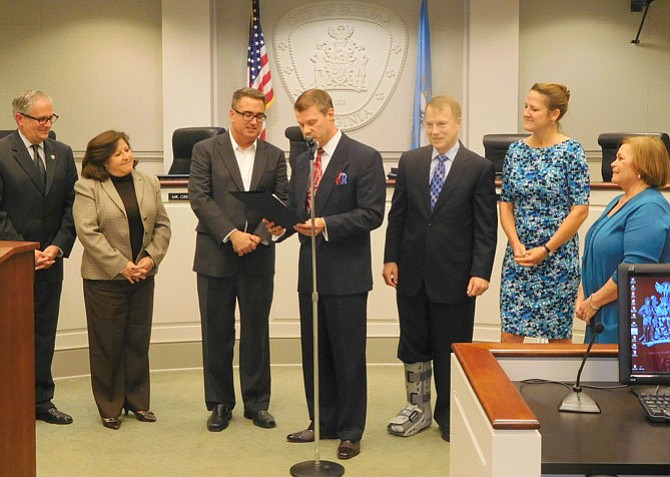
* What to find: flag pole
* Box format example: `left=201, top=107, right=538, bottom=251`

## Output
left=411, top=0, right=432, bottom=149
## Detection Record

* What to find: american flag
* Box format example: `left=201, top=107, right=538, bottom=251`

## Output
left=248, top=0, right=274, bottom=125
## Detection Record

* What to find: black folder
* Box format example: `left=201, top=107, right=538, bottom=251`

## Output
left=230, top=190, right=299, bottom=229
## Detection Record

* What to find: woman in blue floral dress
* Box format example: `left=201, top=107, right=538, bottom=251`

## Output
left=500, top=83, right=590, bottom=342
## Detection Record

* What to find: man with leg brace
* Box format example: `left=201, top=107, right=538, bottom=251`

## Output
left=382, top=96, right=497, bottom=440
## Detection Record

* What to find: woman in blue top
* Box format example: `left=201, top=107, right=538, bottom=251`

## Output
left=500, top=83, right=590, bottom=343
left=577, top=136, right=670, bottom=343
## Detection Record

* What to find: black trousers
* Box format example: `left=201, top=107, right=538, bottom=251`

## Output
left=397, top=287, right=475, bottom=428
left=34, top=278, right=63, bottom=413
left=197, top=273, right=273, bottom=413
left=298, top=292, right=368, bottom=442
left=83, top=277, right=154, bottom=418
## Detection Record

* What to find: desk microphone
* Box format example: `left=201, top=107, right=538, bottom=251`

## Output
left=558, top=322, right=605, bottom=414
left=304, top=135, right=319, bottom=155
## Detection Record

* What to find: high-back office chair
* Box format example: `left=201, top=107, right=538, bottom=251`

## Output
left=169, top=127, right=226, bottom=175
left=482, top=133, right=529, bottom=176
left=285, top=126, right=309, bottom=170
left=0, top=130, right=57, bottom=140
left=598, top=132, right=670, bottom=182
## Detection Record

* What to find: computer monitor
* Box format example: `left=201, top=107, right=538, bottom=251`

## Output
left=618, top=263, right=670, bottom=386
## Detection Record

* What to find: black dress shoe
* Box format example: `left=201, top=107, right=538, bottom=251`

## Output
left=101, top=417, right=121, bottom=430
left=244, top=409, right=276, bottom=428
left=125, top=408, right=157, bottom=422
left=36, top=407, right=73, bottom=425
left=439, top=425, right=450, bottom=442
left=337, top=440, right=360, bottom=460
left=207, top=404, right=232, bottom=432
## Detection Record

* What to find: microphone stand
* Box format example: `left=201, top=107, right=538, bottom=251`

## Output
left=558, top=322, right=604, bottom=414
left=290, top=138, right=344, bottom=477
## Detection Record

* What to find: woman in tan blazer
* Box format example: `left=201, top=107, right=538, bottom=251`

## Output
left=74, top=130, right=171, bottom=430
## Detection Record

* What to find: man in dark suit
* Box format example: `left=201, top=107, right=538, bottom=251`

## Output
left=0, top=90, right=78, bottom=424
left=266, top=89, right=386, bottom=460
left=189, top=87, right=288, bottom=432
left=383, top=96, right=497, bottom=442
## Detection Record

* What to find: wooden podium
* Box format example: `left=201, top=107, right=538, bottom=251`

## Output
left=0, top=241, right=38, bottom=477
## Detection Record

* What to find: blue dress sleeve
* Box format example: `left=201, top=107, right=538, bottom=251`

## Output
left=566, top=140, right=590, bottom=206
left=500, top=141, right=520, bottom=203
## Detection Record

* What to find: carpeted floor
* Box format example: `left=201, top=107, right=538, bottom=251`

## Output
left=36, top=365, right=450, bottom=477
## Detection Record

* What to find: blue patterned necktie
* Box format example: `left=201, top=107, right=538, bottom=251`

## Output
left=429, top=154, right=448, bottom=210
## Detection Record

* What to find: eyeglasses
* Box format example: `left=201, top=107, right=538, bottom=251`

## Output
left=20, top=112, right=59, bottom=125
left=232, top=108, right=266, bottom=122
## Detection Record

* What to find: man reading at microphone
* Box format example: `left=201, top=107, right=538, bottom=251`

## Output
left=265, top=88, right=386, bottom=460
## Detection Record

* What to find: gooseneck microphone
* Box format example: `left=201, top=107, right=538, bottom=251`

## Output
left=304, top=135, right=319, bottom=155
left=575, top=322, right=605, bottom=391
left=559, top=322, right=605, bottom=414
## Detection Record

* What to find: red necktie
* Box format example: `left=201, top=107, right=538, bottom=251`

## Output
left=307, top=148, right=324, bottom=211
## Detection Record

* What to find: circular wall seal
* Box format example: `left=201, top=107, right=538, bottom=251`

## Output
left=273, top=1, right=408, bottom=131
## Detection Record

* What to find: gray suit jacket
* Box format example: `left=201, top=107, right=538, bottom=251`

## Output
left=384, top=142, right=498, bottom=303
left=73, top=170, right=171, bottom=280
left=0, top=130, right=77, bottom=283
left=188, top=132, right=288, bottom=278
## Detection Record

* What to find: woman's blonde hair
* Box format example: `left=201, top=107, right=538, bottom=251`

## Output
left=621, top=135, right=670, bottom=188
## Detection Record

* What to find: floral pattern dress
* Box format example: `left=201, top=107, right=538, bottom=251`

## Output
left=500, top=139, right=590, bottom=339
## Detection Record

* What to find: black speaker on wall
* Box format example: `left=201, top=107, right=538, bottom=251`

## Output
left=631, top=0, right=653, bottom=12
left=630, top=0, right=655, bottom=44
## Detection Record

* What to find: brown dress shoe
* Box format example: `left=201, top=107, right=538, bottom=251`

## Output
left=286, top=429, right=314, bottom=443
left=337, top=440, right=360, bottom=459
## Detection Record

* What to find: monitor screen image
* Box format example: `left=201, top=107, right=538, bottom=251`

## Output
left=618, top=263, right=670, bottom=386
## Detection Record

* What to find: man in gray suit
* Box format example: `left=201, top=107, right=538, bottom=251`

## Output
left=0, top=90, right=78, bottom=424
left=188, top=87, right=288, bottom=432
left=383, top=95, right=497, bottom=442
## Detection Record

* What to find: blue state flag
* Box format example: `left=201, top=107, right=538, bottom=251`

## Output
left=412, top=0, right=432, bottom=149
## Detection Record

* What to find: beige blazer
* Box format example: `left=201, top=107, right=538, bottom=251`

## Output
left=74, top=169, right=171, bottom=280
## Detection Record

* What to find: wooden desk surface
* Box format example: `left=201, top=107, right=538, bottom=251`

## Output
left=517, top=381, right=670, bottom=475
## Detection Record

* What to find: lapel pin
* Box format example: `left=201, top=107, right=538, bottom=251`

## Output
left=50, top=154, right=55, bottom=160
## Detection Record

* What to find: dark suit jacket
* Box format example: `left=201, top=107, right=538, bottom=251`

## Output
left=189, top=131, right=288, bottom=278
left=0, top=130, right=77, bottom=283
left=288, top=133, right=386, bottom=295
left=384, top=142, right=497, bottom=303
